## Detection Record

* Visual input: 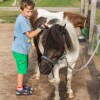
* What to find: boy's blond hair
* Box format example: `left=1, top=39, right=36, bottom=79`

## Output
left=20, top=0, right=35, bottom=10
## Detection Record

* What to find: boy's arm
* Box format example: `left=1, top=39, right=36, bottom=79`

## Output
left=26, top=25, right=45, bottom=39
left=26, top=28, right=42, bottom=39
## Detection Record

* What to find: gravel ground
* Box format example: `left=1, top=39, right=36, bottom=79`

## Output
left=0, top=23, right=100, bottom=100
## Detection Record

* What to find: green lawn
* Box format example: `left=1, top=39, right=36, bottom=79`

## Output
left=0, top=0, right=14, bottom=7
left=0, top=0, right=80, bottom=7
left=0, top=0, right=81, bottom=22
left=0, top=11, right=20, bottom=23
left=35, top=0, right=80, bottom=7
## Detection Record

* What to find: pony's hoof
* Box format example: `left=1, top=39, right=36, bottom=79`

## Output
left=68, top=93, right=74, bottom=99
left=54, top=97, right=60, bottom=100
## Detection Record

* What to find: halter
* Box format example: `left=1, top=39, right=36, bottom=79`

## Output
left=41, top=54, right=66, bottom=76
left=41, top=53, right=66, bottom=66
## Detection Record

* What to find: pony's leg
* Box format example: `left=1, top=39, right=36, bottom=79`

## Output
left=35, top=64, right=40, bottom=80
left=66, top=63, right=75, bottom=99
left=48, top=72, right=54, bottom=83
left=53, top=67, right=60, bottom=100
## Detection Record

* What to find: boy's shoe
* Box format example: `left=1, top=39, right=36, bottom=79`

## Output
left=23, top=86, right=33, bottom=91
left=16, top=88, right=33, bottom=96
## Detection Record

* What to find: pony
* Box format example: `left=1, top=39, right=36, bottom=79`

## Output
left=31, top=16, right=80, bottom=100
left=30, top=8, right=86, bottom=29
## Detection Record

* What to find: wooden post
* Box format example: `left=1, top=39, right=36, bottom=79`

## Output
left=88, top=0, right=97, bottom=55
left=81, top=0, right=85, bottom=15
left=84, top=0, right=89, bottom=17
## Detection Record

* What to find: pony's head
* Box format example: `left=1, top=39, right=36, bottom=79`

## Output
left=39, top=24, right=74, bottom=75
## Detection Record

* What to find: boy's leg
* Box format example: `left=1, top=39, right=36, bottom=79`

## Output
left=17, top=74, right=24, bottom=89
left=12, top=51, right=33, bottom=95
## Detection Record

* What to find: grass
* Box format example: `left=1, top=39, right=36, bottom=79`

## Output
left=35, top=0, right=80, bottom=7
left=0, top=0, right=81, bottom=22
left=0, top=0, right=14, bottom=7
left=0, top=11, right=20, bottom=23
left=94, top=33, right=100, bottom=57
left=0, top=0, right=80, bottom=7
left=96, top=9, right=100, bottom=24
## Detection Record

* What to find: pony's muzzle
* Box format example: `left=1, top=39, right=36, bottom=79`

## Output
left=39, top=62, right=53, bottom=75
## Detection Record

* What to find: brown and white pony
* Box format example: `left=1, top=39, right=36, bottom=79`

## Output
left=31, top=16, right=80, bottom=100
left=30, top=9, right=86, bottom=29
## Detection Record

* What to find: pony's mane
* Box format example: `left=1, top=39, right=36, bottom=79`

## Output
left=42, top=24, right=74, bottom=52
left=47, top=18, right=60, bottom=25
left=32, top=17, right=74, bottom=53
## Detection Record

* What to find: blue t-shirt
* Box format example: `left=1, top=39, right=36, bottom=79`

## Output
left=11, top=14, right=32, bottom=55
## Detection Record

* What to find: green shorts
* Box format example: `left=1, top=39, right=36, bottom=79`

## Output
left=12, top=51, right=28, bottom=74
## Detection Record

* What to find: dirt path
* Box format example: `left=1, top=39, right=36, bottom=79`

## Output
left=0, top=23, right=100, bottom=100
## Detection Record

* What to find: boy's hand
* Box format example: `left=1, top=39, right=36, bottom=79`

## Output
left=38, top=24, right=47, bottom=30
left=41, top=23, right=49, bottom=29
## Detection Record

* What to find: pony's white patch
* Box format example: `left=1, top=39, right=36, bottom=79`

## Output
left=38, top=35, right=44, bottom=54
left=61, top=18, right=80, bottom=63
left=37, top=9, right=64, bottom=21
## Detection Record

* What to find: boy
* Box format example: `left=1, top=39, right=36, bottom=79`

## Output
left=11, top=0, right=44, bottom=95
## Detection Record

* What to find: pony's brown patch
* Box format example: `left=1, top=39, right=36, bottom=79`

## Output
left=64, top=12, right=86, bottom=29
